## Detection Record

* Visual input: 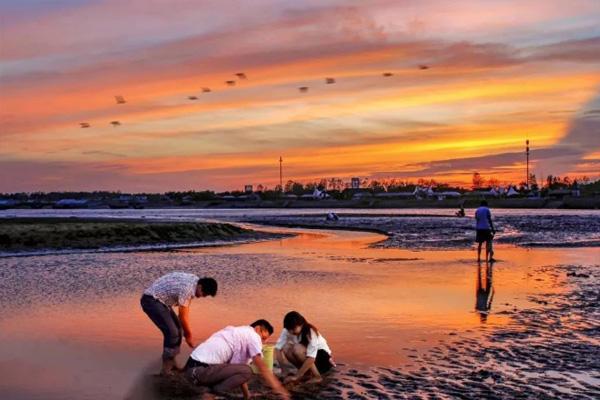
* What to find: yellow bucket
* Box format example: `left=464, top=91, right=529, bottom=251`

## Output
left=251, top=344, right=275, bottom=373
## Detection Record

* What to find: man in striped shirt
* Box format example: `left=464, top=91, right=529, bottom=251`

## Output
left=141, top=272, right=218, bottom=375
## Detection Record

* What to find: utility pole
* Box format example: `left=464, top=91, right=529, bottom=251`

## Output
left=526, top=139, right=530, bottom=190
left=279, top=156, right=283, bottom=192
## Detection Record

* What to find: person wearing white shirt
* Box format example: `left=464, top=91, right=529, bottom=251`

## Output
left=184, top=320, right=289, bottom=400
left=274, top=311, right=334, bottom=384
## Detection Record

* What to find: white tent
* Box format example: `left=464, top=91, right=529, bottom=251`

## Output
left=489, top=188, right=498, bottom=197
left=507, top=186, right=519, bottom=197
left=312, top=188, right=330, bottom=199
left=426, top=187, right=435, bottom=197
left=437, top=191, right=462, bottom=198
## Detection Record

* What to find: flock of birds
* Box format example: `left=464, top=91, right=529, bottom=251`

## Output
left=79, top=65, right=430, bottom=128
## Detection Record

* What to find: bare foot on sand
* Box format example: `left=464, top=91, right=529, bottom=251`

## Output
left=159, top=365, right=183, bottom=377
left=305, top=376, right=323, bottom=384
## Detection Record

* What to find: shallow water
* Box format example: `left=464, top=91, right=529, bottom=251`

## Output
left=0, top=210, right=598, bottom=399
left=3, top=208, right=600, bottom=252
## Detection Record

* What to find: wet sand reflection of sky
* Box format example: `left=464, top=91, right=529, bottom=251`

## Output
left=1, top=227, right=595, bottom=398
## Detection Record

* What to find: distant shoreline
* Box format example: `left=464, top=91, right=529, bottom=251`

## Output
left=0, top=218, right=288, bottom=254
left=3, top=197, right=597, bottom=210
left=205, top=196, right=598, bottom=209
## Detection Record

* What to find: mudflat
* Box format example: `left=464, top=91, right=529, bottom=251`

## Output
left=0, top=218, right=283, bottom=252
left=0, top=210, right=598, bottom=399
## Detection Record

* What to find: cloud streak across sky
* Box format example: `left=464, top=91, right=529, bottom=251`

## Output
left=1, top=0, right=599, bottom=192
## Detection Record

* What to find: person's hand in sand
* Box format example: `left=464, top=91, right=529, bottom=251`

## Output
left=251, top=353, right=290, bottom=399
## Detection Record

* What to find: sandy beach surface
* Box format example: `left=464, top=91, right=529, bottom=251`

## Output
left=0, top=209, right=598, bottom=399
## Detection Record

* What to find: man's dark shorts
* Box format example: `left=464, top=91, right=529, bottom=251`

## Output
left=476, top=229, right=493, bottom=243
left=140, top=294, right=182, bottom=360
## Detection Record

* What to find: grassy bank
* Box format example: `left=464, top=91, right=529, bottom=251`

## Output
left=0, top=218, right=282, bottom=252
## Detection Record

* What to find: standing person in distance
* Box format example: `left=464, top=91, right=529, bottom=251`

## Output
left=475, top=200, right=497, bottom=263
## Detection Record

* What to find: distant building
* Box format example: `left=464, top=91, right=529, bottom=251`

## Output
left=547, top=189, right=572, bottom=199
left=352, top=191, right=373, bottom=200
left=374, top=192, right=415, bottom=199
left=351, top=177, right=360, bottom=189
left=53, top=199, right=89, bottom=209
left=0, top=199, right=17, bottom=209
left=435, top=191, right=462, bottom=200
left=244, top=185, right=253, bottom=193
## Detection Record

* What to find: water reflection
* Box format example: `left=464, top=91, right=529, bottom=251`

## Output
left=475, top=262, right=495, bottom=323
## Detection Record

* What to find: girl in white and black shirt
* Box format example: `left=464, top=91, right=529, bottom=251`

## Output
left=274, top=311, right=334, bottom=384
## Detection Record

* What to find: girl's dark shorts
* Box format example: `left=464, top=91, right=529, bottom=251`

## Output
left=315, top=349, right=333, bottom=374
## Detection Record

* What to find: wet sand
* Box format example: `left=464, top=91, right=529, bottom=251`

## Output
left=240, top=211, right=600, bottom=248
left=0, top=213, right=598, bottom=399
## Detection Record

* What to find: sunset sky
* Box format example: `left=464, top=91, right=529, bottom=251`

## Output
left=1, top=0, right=599, bottom=192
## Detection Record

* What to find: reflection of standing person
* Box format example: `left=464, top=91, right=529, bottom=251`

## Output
left=475, top=200, right=496, bottom=262
left=475, top=262, right=494, bottom=322
left=141, top=272, right=218, bottom=375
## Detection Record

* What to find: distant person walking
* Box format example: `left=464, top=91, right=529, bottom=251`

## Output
left=475, top=200, right=496, bottom=262
left=141, top=272, right=217, bottom=375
